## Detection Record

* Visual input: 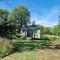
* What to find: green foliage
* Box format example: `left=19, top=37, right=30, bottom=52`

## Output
left=43, top=27, right=52, bottom=34
left=0, top=5, right=30, bottom=34
left=0, top=9, right=9, bottom=34
left=0, top=8, right=9, bottom=21
left=52, top=24, right=60, bottom=36
left=8, top=5, right=30, bottom=32
left=0, top=45, right=13, bottom=58
left=0, top=39, right=14, bottom=58
left=13, top=38, right=51, bottom=51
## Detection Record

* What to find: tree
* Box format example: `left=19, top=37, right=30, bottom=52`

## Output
left=0, top=9, right=9, bottom=21
left=52, top=12, right=60, bottom=36
left=31, top=21, right=36, bottom=27
left=9, top=5, right=30, bottom=32
left=0, top=9, right=9, bottom=34
left=52, top=25, right=60, bottom=36
left=43, top=27, right=52, bottom=34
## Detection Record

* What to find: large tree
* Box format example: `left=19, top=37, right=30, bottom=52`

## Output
left=0, top=9, right=9, bottom=21
left=9, top=5, right=30, bottom=32
left=0, top=9, right=9, bottom=33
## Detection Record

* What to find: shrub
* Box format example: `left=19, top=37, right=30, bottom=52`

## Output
left=0, top=37, right=14, bottom=58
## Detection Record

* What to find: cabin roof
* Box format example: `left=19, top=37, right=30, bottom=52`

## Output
left=21, top=25, right=43, bottom=30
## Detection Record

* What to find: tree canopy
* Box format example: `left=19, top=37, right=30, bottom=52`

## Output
left=0, top=9, right=9, bottom=21
left=0, top=9, right=9, bottom=34
left=8, top=5, right=30, bottom=32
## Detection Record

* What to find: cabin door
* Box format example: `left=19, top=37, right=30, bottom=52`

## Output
left=27, top=29, right=33, bottom=37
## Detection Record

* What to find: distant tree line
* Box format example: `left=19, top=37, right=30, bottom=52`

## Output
left=43, top=24, right=60, bottom=36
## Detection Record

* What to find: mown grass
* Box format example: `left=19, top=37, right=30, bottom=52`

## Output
left=1, top=49, right=60, bottom=60
left=13, top=38, right=51, bottom=51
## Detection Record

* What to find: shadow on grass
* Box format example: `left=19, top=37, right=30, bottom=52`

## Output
left=0, top=33, right=21, bottom=40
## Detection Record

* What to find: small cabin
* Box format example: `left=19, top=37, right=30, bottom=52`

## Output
left=21, top=25, right=43, bottom=39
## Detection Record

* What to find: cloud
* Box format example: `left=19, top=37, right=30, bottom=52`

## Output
left=31, top=7, right=59, bottom=27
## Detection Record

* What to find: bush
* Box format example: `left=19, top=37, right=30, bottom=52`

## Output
left=43, top=27, right=52, bottom=35
left=51, top=24, right=60, bottom=36
left=0, top=38, right=14, bottom=58
left=0, top=45, right=13, bottom=57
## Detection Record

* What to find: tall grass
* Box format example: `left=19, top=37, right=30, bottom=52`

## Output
left=0, top=37, right=14, bottom=58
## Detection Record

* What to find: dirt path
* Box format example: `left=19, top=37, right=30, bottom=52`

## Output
left=1, top=49, right=60, bottom=60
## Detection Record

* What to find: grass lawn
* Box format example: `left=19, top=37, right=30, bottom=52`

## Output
left=12, top=38, right=52, bottom=51
left=1, top=49, right=60, bottom=60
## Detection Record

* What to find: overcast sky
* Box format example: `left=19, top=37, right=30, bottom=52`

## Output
left=0, top=0, right=60, bottom=27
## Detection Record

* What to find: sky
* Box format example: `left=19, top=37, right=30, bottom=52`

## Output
left=0, top=0, right=60, bottom=27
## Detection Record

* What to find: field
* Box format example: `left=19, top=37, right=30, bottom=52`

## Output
left=1, top=49, right=60, bottom=60
left=0, top=35, right=60, bottom=60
